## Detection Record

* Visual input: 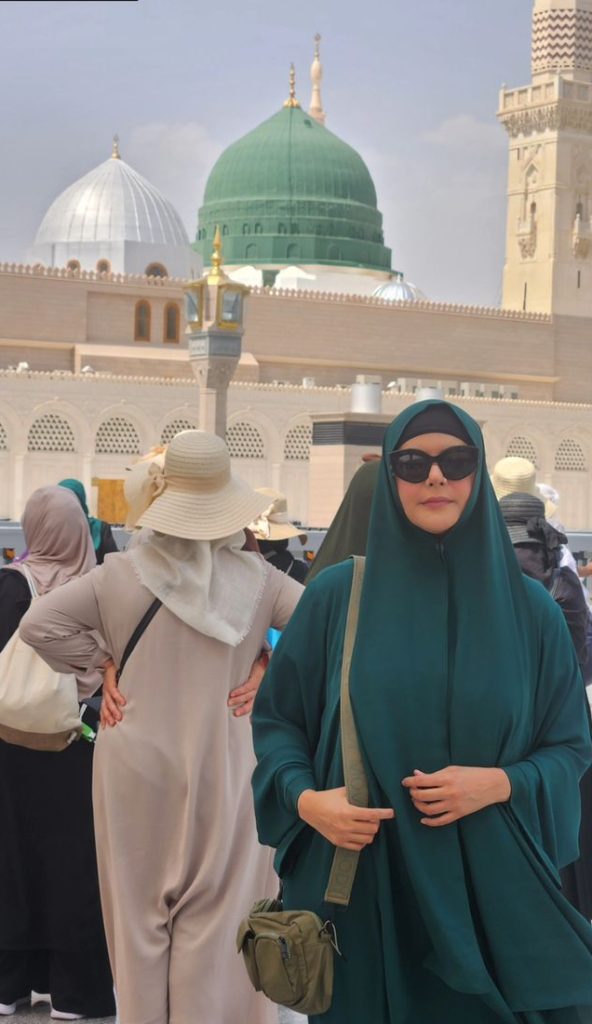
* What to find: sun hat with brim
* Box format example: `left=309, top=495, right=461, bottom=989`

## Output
left=491, top=456, right=557, bottom=519
left=499, top=492, right=547, bottom=546
left=136, top=430, right=270, bottom=541
left=250, top=488, right=307, bottom=543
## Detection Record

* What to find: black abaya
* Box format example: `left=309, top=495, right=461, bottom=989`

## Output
left=0, top=569, right=114, bottom=1014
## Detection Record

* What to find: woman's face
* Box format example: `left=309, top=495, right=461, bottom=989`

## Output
left=394, top=432, right=476, bottom=535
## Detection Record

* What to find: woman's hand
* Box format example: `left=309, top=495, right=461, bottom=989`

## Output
left=100, top=659, right=126, bottom=729
left=227, top=652, right=269, bottom=718
left=297, top=787, right=395, bottom=851
left=401, top=766, right=511, bottom=827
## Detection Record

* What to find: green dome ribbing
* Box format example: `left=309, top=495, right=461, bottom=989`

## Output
left=194, top=105, right=392, bottom=273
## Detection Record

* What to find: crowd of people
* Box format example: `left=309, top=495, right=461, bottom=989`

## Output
left=0, top=401, right=592, bottom=1024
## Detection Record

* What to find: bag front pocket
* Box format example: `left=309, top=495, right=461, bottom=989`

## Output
left=253, top=932, right=305, bottom=1006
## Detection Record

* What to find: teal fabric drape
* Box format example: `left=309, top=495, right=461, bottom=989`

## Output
left=252, top=401, right=592, bottom=1024
left=59, top=479, right=103, bottom=553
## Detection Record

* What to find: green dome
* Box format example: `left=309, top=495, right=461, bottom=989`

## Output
left=194, top=105, right=392, bottom=274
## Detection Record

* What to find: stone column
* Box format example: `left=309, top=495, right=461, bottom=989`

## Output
left=189, top=330, right=242, bottom=439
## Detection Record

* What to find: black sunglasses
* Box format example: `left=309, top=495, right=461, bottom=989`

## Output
left=389, top=445, right=480, bottom=484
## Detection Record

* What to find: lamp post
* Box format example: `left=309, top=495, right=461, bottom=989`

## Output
left=185, top=227, right=249, bottom=438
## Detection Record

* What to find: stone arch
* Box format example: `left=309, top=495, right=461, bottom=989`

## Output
left=27, top=411, right=77, bottom=453
left=505, top=434, right=540, bottom=469
left=95, top=415, right=141, bottom=455
left=555, top=437, right=587, bottom=472
left=226, top=420, right=266, bottom=459
left=283, top=418, right=312, bottom=461
left=160, top=415, right=199, bottom=445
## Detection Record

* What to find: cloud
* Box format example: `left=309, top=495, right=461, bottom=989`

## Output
left=423, top=114, right=506, bottom=154
left=126, top=122, right=223, bottom=242
left=362, top=114, right=509, bottom=306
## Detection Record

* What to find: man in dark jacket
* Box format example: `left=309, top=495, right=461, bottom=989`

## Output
left=500, top=490, right=592, bottom=921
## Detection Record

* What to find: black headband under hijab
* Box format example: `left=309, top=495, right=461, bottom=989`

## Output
left=395, top=403, right=473, bottom=449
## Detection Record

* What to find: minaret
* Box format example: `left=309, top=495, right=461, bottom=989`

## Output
left=309, top=34, right=326, bottom=125
left=499, top=0, right=592, bottom=314
left=111, top=134, right=121, bottom=159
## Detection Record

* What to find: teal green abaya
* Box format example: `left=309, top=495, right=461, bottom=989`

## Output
left=252, top=401, right=592, bottom=1024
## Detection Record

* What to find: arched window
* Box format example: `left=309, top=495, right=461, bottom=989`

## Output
left=222, top=224, right=229, bottom=236
left=245, top=243, right=257, bottom=259
left=555, top=439, right=587, bottom=472
left=287, top=243, right=300, bottom=259
left=242, top=224, right=250, bottom=235
left=163, top=303, right=180, bottom=343
left=226, top=422, right=265, bottom=459
left=530, top=201, right=537, bottom=217
left=96, top=259, right=111, bottom=274
left=145, top=263, right=167, bottom=278
left=95, top=416, right=140, bottom=455
left=254, top=223, right=263, bottom=234
left=0, top=420, right=7, bottom=451
left=278, top=223, right=287, bottom=235
left=160, top=418, right=196, bottom=445
left=505, top=436, right=539, bottom=469
left=28, top=413, right=76, bottom=453
left=134, top=301, right=151, bottom=342
left=67, top=259, right=80, bottom=272
left=284, top=423, right=312, bottom=461
left=576, top=201, right=584, bottom=219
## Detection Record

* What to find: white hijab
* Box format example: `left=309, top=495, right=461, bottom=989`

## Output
left=128, top=529, right=267, bottom=646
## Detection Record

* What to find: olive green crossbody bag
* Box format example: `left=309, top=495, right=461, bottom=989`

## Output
left=236, top=556, right=368, bottom=1016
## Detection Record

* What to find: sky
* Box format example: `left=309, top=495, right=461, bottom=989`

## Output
left=0, top=0, right=534, bottom=307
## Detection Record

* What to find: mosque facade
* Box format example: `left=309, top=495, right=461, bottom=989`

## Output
left=2, top=1, right=592, bottom=530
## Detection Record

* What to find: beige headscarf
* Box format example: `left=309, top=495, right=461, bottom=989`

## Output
left=16, top=486, right=96, bottom=594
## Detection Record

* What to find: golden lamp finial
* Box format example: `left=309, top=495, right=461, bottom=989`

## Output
left=111, top=134, right=121, bottom=159
left=314, top=32, right=321, bottom=59
left=207, top=225, right=228, bottom=284
left=283, top=63, right=301, bottom=108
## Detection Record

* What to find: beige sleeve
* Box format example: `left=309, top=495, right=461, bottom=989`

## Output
left=19, top=569, right=110, bottom=700
left=269, top=568, right=303, bottom=631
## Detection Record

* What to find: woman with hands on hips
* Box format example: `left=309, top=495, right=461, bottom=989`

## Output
left=251, top=401, right=592, bottom=1024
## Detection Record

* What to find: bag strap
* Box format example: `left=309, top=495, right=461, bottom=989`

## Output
left=116, top=597, right=162, bottom=683
left=324, top=555, right=368, bottom=907
left=549, top=568, right=562, bottom=601
left=13, top=563, right=38, bottom=600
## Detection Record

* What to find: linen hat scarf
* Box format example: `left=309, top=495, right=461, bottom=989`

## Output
left=350, top=400, right=592, bottom=1019
left=128, top=431, right=269, bottom=645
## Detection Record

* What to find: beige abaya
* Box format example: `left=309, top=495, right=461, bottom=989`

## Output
left=21, top=551, right=303, bottom=1024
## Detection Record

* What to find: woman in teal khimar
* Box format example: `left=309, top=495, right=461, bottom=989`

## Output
left=251, top=401, right=592, bottom=1023
left=58, top=479, right=118, bottom=564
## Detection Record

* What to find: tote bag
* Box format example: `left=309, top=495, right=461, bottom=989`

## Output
left=0, top=566, right=82, bottom=751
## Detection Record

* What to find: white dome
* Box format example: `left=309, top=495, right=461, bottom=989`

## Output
left=31, top=141, right=195, bottom=278
left=372, top=274, right=426, bottom=303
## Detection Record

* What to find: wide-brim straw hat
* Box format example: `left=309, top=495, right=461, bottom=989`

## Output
left=491, top=456, right=557, bottom=520
left=136, top=430, right=270, bottom=541
left=250, top=488, right=307, bottom=543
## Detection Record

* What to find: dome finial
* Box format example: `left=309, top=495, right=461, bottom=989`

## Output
left=283, top=63, right=301, bottom=109
left=111, top=134, right=121, bottom=160
left=207, top=225, right=228, bottom=283
left=309, top=34, right=326, bottom=125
